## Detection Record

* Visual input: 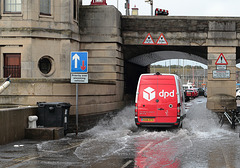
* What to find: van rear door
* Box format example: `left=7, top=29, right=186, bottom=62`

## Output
left=137, top=75, right=159, bottom=122
left=137, top=74, right=178, bottom=124
left=156, top=75, right=177, bottom=123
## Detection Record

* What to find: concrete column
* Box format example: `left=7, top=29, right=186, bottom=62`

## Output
left=207, top=47, right=236, bottom=112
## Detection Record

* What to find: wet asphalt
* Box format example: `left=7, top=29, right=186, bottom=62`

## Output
left=1, top=97, right=240, bottom=168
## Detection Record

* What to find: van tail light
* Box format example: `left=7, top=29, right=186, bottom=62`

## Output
left=177, top=103, right=181, bottom=117
left=135, top=103, right=138, bottom=116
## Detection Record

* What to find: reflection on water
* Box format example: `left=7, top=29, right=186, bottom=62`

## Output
left=134, top=129, right=192, bottom=168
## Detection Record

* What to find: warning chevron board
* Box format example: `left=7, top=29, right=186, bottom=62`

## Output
left=215, top=53, right=228, bottom=65
left=156, top=33, right=168, bottom=45
left=142, top=33, right=155, bottom=45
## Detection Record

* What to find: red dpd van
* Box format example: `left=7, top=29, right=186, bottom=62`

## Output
left=135, top=72, right=185, bottom=128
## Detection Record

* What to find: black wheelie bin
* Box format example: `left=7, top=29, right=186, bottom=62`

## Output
left=37, top=102, right=71, bottom=135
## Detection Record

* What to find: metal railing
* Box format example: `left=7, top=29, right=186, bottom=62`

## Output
left=4, top=65, right=21, bottom=78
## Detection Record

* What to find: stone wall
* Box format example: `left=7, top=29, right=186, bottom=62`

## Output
left=206, top=21, right=237, bottom=111
left=0, top=78, right=123, bottom=115
left=78, top=6, right=125, bottom=119
left=207, top=47, right=237, bottom=111
left=0, top=106, right=37, bottom=145
left=122, top=16, right=209, bottom=46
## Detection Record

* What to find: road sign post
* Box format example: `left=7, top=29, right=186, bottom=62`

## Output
left=70, top=51, right=88, bottom=135
left=75, top=84, right=79, bottom=135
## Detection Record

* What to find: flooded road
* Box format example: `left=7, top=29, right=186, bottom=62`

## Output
left=1, top=97, right=240, bottom=167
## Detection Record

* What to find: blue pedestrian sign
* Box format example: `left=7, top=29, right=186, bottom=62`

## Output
left=71, top=52, right=88, bottom=73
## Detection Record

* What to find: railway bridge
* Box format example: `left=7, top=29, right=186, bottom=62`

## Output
left=80, top=5, right=240, bottom=112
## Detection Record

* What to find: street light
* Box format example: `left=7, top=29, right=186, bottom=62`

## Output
left=145, top=0, right=153, bottom=16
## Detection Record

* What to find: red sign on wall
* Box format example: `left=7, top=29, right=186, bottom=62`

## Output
left=142, top=33, right=155, bottom=45
left=156, top=33, right=168, bottom=45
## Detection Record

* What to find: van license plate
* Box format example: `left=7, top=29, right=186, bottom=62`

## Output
left=141, top=118, right=155, bottom=122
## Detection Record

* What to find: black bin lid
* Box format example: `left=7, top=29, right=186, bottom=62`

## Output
left=37, top=102, right=71, bottom=108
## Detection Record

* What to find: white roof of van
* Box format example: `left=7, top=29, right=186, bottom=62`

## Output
left=140, top=73, right=180, bottom=79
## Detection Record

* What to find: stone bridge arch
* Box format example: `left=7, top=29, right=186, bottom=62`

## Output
left=127, top=50, right=208, bottom=66
left=124, top=47, right=208, bottom=95
left=122, top=16, right=240, bottom=111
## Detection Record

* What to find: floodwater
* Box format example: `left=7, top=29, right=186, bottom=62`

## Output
left=71, top=97, right=240, bottom=167
left=2, top=97, right=240, bottom=168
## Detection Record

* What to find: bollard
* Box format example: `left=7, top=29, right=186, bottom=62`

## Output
left=28, top=116, right=38, bottom=128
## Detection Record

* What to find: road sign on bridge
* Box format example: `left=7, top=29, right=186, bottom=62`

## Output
left=156, top=33, right=168, bottom=45
left=142, top=33, right=168, bottom=45
left=142, top=33, right=155, bottom=45
left=215, top=53, right=228, bottom=65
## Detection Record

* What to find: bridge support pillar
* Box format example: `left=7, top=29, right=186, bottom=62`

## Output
left=74, top=5, right=125, bottom=126
left=207, top=47, right=236, bottom=112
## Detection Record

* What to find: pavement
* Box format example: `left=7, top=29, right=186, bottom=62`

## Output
left=0, top=134, right=85, bottom=168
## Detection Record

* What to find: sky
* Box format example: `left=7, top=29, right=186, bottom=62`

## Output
left=83, top=0, right=240, bottom=16
left=82, top=0, right=240, bottom=68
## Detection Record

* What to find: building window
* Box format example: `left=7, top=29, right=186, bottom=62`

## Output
left=38, top=57, right=51, bottom=74
left=73, top=0, right=78, bottom=20
left=4, top=0, right=22, bottom=13
left=4, top=53, right=21, bottom=78
left=40, top=0, right=51, bottom=16
left=38, top=56, right=55, bottom=76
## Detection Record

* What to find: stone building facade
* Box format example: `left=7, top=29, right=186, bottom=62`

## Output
left=0, top=0, right=80, bottom=107
left=0, top=0, right=125, bottom=129
left=0, top=0, right=81, bottom=79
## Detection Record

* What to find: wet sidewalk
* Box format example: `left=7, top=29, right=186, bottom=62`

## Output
left=0, top=135, right=85, bottom=168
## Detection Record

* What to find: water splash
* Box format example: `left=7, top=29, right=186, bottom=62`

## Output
left=74, top=106, right=137, bottom=167
left=183, top=97, right=237, bottom=139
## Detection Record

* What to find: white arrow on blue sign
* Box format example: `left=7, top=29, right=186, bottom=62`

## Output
left=71, top=52, right=88, bottom=73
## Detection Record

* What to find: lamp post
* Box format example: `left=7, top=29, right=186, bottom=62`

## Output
left=145, top=0, right=153, bottom=16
